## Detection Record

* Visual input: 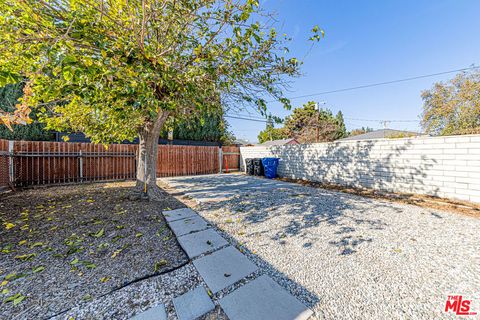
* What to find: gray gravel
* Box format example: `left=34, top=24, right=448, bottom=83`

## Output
left=161, top=174, right=480, bottom=320
left=54, top=263, right=203, bottom=320
left=0, top=182, right=189, bottom=319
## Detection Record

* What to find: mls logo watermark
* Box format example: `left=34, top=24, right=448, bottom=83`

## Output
left=444, top=296, right=477, bottom=316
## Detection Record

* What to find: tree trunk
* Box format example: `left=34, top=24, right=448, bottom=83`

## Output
left=135, top=111, right=169, bottom=201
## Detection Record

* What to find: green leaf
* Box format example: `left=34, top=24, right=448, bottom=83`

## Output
left=5, top=273, right=16, bottom=280
left=32, top=266, right=45, bottom=273
left=13, top=294, right=26, bottom=305
left=82, top=261, right=96, bottom=269
left=63, top=55, right=77, bottom=64
left=14, top=253, right=36, bottom=261
left=90, top=228, right=104, bottom=238
left=4, top=293, right=26, bottom=305
left=153, top=259, right=168, bottom=272
left=30, top=242, right=44, bottom=248
left=63, top=69, right=73, bottom=81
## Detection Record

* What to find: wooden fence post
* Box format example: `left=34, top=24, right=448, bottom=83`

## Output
left=218, top=146, right=223, bottom=174
left=79, top=150, right=83, bottom=182
left=8, top=140, right=14, bottom=184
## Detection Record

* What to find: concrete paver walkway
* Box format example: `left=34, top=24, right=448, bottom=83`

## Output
left=131, top=304, right=166, bottom=320
left=173, top=286, right=215, bottom=320
left=220, top=275, right=313, bottom=320
left=177, top=228, right=228, bottom=258
left=132, top=205, right=313, bottom=319
left=192, top=246, right=258, bottom=293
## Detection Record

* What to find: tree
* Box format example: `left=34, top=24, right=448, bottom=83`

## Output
left=257, top=124, right=287, bottom=143
left=349, top=126, right=374, bottom=137
left=421, top=71, right=480, bottom=136
left=0, top=0, right=322, bottom=199
left=0, top=82, right=55, bottom=141
left=334, top=110, right=347, bottom=140
left=162, top=106, right=234, bottom=143
left=283, top=101, right=346, bottom=143
left=0, top=81, right=31, bottom=130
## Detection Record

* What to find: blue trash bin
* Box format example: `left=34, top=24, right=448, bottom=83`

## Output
left=262, top=158, right=280, bottom=179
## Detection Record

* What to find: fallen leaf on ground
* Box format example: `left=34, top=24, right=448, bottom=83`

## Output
left=4, top=223, right=15, bottom=230
left=111, top=249, right=121, bottom=258
left=154, top=259, right=168, bottom=272
left=90, top=228, right=104, bottom=238
left=14, top=253, right=36, bottom=261
left=32, top=266, right=45, bottom=273
left=4, top=293, right=26, bottom=305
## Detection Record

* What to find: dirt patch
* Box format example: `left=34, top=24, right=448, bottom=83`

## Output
left=276, top=177, right=480, bottom=218
left=0, top=181, right=188, bottom=319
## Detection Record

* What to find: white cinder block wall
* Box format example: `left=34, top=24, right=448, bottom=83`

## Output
left=240, top=135, right=480, bottom=203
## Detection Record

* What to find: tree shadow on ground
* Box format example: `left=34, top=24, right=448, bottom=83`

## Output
left=162, top=173, right=401, bottom=256
left=0, top=182, right=188, bottom=319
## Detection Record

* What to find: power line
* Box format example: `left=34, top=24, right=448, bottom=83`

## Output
left=345, top=117, right=418, bottom=123
left=267, top=65, right=479, bottom=102
left=226, top=112, right=267, bottom=121
left=226, top=114, right=419, bottom=124
left=225, top=115, right=268, bottom=123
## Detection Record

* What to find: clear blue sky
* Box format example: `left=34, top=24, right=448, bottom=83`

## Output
left=226, top=0, right=480, bottom=143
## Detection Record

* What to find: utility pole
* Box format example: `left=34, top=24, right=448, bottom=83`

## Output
left=314, top=101, right=326, bottom=143
left=381, top=120, right=390, bottom=129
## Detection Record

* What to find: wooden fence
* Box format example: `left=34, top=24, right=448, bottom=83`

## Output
left=222, top=146, right=241, bottom=172
left=0, top=139, right=240, bottom=189
left=0, top=140, right=9, bottom=190
left=156, top=145, right=220, bottom=177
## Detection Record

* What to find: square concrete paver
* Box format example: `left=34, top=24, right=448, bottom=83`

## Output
left=163, top=208, right=198, bottom=222
left=173, top=286, right=215, bottom=320
left=168, top=215, right=209, bottom=236
left=193, top=246, right=258, bottom=293
left=219, top=275, right=313, bottom=320
left=130, top=304, right=166, bottom=320
left=177, top=228, right=229, bottom=258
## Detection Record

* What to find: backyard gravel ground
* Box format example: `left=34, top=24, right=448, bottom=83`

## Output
left=55, top=263, right=203, bottom=320
left=0, top=182, right=188, bottom=319
left=160, top=174, right=480, bottom=320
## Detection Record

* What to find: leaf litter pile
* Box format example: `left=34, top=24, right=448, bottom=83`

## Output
left=0, top=182, right=188, bottom=319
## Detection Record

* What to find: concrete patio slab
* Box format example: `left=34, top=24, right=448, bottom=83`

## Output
left=130, top=304, right=167, bottom=320
left=168, top=215, right=209, bottom=236
left=193, top=246, right=258, bottom=293
left=163, top=208, right=197, bottom=222
left=219, top=275, right=313, bottom=320
left=177, top=228, right=229, bottom=259
left=173, top=286, right=215, bottom=320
